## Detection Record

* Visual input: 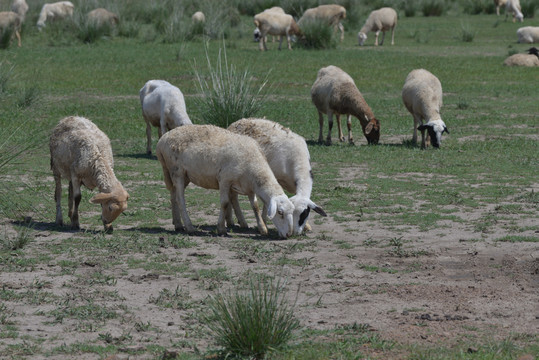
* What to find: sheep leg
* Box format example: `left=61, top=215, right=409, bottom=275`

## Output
left=317, top=111, right=325, bottom=143
left=260, top=33, right=268, bottom=51
left=347, top=114, right=354, bottom=144
left=145, top=121, right=153, bottom=155
left=338, top=23, right=344, bottom=42
left=217, top=187, right=231, bottom=235
left=336, top=114, right=345, bottom=142
left=162, top=164, right=184, bottom=231
left=249, top=194, right=268, bottom=235
left=379, top=31, right=386, bottom=46
left=286, top=34, right=292, bottom=50
left=326, top=112, right=334, bottom=145
left=413, top=116, right=420, bottom=145
left=375, top=31, right=380, bottom=46
left=391, top=27, right=395, bottom=45
left=70, top=180, right=81, bottom=230
left=54, top=174, right=63, bottom=226
left=229, top=191, right=248, bottom=228
left=15, top=30, right=21, bottom=47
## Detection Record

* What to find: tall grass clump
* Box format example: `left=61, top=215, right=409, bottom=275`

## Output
left=0, top=61, right=14, bottom=94
left=421, top=0, right=445, bottom=16
left=193, top=45, right=270, bottom=128
left=0, top=27, right=15, bottom=49
left=204, top=275, right=300, bottom=359
left=1, top=224, right=34, bottom=251
left=521, top=0, right=538, bottom=17
left=459, top=22, right=476, bottom=42
left=297, top=19, right=337, bottom=49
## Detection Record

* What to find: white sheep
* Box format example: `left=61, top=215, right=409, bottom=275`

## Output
left=253, top=10, right=301, bottom=51
left=298, top=4, right=347, bottom=42
left=358, top=7, right=397, bottom=46
left=402, top=69, right=449, bottom=149
left=140, top=79, right=192, bottom=155
left=311, top=65, right=381, bottom=145
left=517, top=26, right=539, bottom=43
left=505, top=0, right=524, bottom=22
left=11, top=0, right=28, bottom=22
left=87, top=8, right=119, bottom=28
left=37, top=1, right=74, bottom=30
left=155, top=124, right=295, bottom=238
left=50, top=116, right=129, bottom=232
left=253, top=7, right=284, bottom=43
left=494, top=0, right=508, bottom=15
left=228, top=118, right=327, bottom=235
left=0, top=11, right=22, bottom=47
left=503, top=47, right=539, bottom=66
left=191, top=11, right=205, bottom=24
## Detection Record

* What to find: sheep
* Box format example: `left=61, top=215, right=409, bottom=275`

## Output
left=401, top=69, right=449, bottom=149
left=358, top=7, right=397, bottom=46
left=140, top=80, right=192, bottom=155
left=50, top=116, right=129, bottom=232
left=253, top=7, right=284, bottom=43
left=11, top=0, right=28, bottom=22
left=253, top=10, right=301, bottom=51
left=191, top=11, right=205, bottom=24
left=227, top=118, right=327, bottom=235
left=37, top=1, right=74, bottom=30
left=505, top=0, right=523, bottom=22
left=517, top=26, right=539, bottom=43
left=298, top=4, right=347, bottom=42
left=87, top=8, right=119, bottom=28
left=503, top=47, right=539, bottom=66
left=494, top=0, right=508, bottom=15
left=155, top=124, right=295, bottom=239
left=0, top=11, right=21, bottom=47
left=311, top=65, right=380, bottom=146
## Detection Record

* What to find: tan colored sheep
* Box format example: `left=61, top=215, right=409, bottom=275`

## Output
left=37, top=1, right=74, bottom=30
left=87, top=8, right=119, bottom=28
left=0, top=11, right=21, bottom=47
left=50, top=116, right=129, bottom=232
left=298, top=4, right=347, bottom=41
left=191, top=11, right=205, bottom=23
left=253, top=10, right=301, bottom=51
left=311, top=65, right=380, bottom=145
left=358, top=7, right=397, bottom=46
left=503, top=47, right=539, bottom=66
left=505, top=0, right=523, bottom=22
left=517, top=26, right=539, bottom=43
left=11, top=0, right=28, bottom=22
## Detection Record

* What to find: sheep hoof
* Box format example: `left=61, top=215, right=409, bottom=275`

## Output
left=71, top=224, right=80, bottom=230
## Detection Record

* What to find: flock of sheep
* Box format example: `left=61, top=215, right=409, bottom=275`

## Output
left=10, top=0, right=533, bottom=237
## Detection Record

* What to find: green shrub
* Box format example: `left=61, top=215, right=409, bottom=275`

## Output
left=404, top=2, right=417, bottom=17
left=421, top=0, right=445, bottom=16
left=297, top=19, right=337, bottom=50
left=459, top=22, right=476, bottom=42
left=521, top=0, right=538, bottom=18
left=0, top=27, right=15, bottom=49
left=0, top=61, right=14, bottom=94
left=204, top=275, right=300, bottom=358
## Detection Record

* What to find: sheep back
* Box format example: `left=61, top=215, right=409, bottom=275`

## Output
left=517, top=26, right=539, bottom=43
left=87, top=8, right=119, bottom=27
left=402, top=69, right=443, bottom=121
left=503, top=53, right=539, bottom=66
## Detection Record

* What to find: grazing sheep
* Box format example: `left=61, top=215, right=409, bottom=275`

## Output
left=358, top=7, right=397, bottom=46
left=494, top=0, right=508, bottom=15
left=11, top=0, right=28, bottom=22
left=402, top=69, right=449, bottom=149
left=0, top=11, right=21, bottom=47
left=505, top=0, right=524, bottom=22
left=253, top=10, right=301, bottom=51
left=37, top=1, right=74, bottom=30
left=311, top=65, right=381, bottom=145
left=253, top=7, right=284, bottom=42
left=87, top=8, right=119, bottom=28
left=228, top=118, right=327, bottom=235
left=50, top=116, right=129, bottom=232
left=503, top=47, right=539, bottom=66
left=517, top=26, right=539, bottom=43
left=155, top=124, right=295, bottom=238
left=191, top=11, right=205, bottom=23
left=140, top=80, right=192, bottom=155
left=298, top=4, right=347, bottom=41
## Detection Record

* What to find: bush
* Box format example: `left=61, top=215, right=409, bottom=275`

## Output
left=204, top=275, right=300, bottom=358
left=0, top=27, right=15, bottom=49
left=421, top=0, right=445, bottom=16
left=459, top=22, right=476, bottom=42
left=462, top=0, right=495, bottom=14
left=297, top=19, right=338, bottom=50
left=521, top=0, right=538, bottom=18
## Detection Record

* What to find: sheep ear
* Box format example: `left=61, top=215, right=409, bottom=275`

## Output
left=443, top=126, right=449, bottom=134
left=309, top=200, right=327, bottom=217
left=365, top=122, right=374, bottom=134
left=267, top=198, right=277, bottom=219
left=90, top=192, right=114, bottom=204
left=417, top=124, right=428, bottom=131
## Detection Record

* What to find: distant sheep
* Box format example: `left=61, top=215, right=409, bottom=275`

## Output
left=0, top=11, right=22, bottom=47
left=192, top=11, right=205, bottom=23
left=402, top=69, right=449, bottom=149
left=517, top=26, right=539, bottom=43
left=37, top=1, right=74, bottom=30
left=11, top=0, right=28, bottom=22
left=156, top=124, right=295, bottom=238
left=228, top=118, right=327, bottom=235
left=140, top=80, right=192, bottom=155
left=311, top=65, right=380, bottom=145
left=358, top=7, right=397, bottom=46
left=253, top=7, right=284, bottom=43
left=253, top=10, right=301, bottom=51
left=505, top=0, right=523, bottom=22
left=87, top=8, right=119, bottom=28
left=503, top=47, right=539, bottom=66
left=494, top=0, right=507, bottom=15
left=298, top=4, right=347, bottom=41
left=50, top=116, right=129, bottom=232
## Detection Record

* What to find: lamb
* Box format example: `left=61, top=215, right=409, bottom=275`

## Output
left=401, top=69, right=449, bottom=149
left=253, top=10, right=301, bottom=51
left=140, top=79, right=192, bottom=155
left=227, top=118, right=327, bottom=235
left=357, top=7, right=397, bottom=46
left=517, top=26, right=539, bottom=43
left=503, top=47, right=539, bottom=66
left=298, top=4, right=347, bottom=41
left=50, top=116, right=129, bottom=232
left=253, top=7, right=284, bottom=43
left=155, top=124, right=295, bottom=238
left=0, top=11, right=22, bottom=47
left=505, top=0, right=523, bottom=22
left=311, top=65, right=380, bottom=145
left=11, top=0, right=28, bottom=22
left=191, top=11, right=205, bottom=24
left=494, top=0, right=508, bottom=15
left=87, top=8, right=119, bottom=28
left=37, top=1, right=74, bottom=30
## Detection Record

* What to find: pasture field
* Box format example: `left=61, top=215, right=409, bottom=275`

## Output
left=0, top=2, right=538, bottom=359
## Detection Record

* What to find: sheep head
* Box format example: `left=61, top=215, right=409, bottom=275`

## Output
left=290, top=196, right=327, bottom=235
left=363, top=117, right=380, bottom=144
left=267, top=194, right=294, bottom=239
left=418, top=119, right=449, bottom=148
left=90, top=188, right=129, bottom=232
left=358, top=32, right=367, bottom=46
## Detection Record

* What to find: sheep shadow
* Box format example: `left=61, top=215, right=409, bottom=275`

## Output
left=10, top=219, right=102, bottom=234
left=129, top=223, right=281, bottom=240
left=306, top=139, right=418, bottom=148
